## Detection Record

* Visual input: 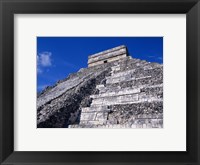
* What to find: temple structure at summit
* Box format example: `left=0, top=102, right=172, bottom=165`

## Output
left=88, top=45, right=129, bottom=67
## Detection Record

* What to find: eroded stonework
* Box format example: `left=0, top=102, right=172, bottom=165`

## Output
left=88, top=45, right=128, bottom=67
left=37, top=45, right=163, bottom=128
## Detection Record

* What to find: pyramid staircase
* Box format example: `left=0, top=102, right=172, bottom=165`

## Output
left=69, top=57, right=163, bottom=128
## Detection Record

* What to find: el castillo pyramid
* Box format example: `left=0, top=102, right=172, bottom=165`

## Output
left=37, top=45, right=163, bottom=128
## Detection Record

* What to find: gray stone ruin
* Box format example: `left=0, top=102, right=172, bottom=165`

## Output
left=37, top=45, right=163, bottom=128
left=88, top=45, right=128, bottom=67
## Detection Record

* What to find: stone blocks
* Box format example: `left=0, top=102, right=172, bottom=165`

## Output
left=88, top=45, right=128, bottom=67
left=38, top=45, right=163, bottom=128
left=74, top=56, right=163, bottom=128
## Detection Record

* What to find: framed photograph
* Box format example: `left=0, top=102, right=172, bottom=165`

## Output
left=0, top=0, right=200, bottom=165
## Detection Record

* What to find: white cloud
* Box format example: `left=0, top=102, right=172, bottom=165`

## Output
left=37, top=52, right=52, bottom=74
left=38, top=52, right=52, bottom=67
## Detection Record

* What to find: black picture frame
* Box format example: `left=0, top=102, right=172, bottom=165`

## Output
left=0, top=0, right=200, bottom=164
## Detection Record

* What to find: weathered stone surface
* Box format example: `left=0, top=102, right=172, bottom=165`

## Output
left=88, top=45, right=128, bottom=67
left=37, top=45, right=163, bottom=128
left=80, top=112, right=97, bottom=121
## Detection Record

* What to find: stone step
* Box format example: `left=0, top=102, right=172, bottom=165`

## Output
left=106, top=76, right=135, bottom=84
left=91, top=94, right=139, bottom=106
left=136, top=113, right=163, bottom=119
left=79, top=120, right=106, bottom=125
left=90, top=87, right=140, bottom=99
left=108, top=101, right=162, bottom=112
left=68, top=119, right=163, bottom=128
left=90, top=93, right=163, bottom=106
left=106, top=68, right=162, bottom=85
left=106, top=75, right=152, bottom=84
left=113, top=61, right=162, bottom=74
left=109, top=67, right=162, bottom=79
left=105, top=76, right=163, bottom=89
left=113, top=60, right=149, bottom=72
left=99, top=84, right=163, bottom=94
left=91, top=88, right=163, bottom=101
left=80, top=111, right=109, bottom=122
left=81, top=106, right=110, bottom=113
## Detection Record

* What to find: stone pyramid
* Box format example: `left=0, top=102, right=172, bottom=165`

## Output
left=37, top=45, right=163, bottom=128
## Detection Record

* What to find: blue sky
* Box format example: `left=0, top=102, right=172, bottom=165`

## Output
left=37, top=37, right=163, bottom=92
